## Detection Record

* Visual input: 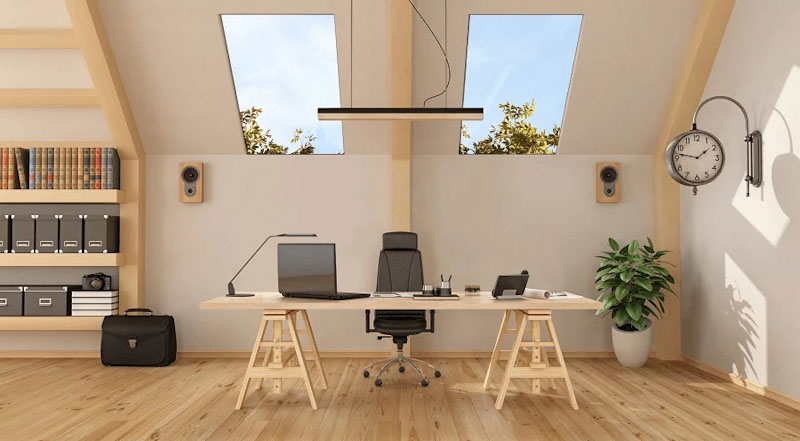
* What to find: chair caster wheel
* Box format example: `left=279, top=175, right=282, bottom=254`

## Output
left=363, top=370, right=370, bottom=378
left=421, top=379, right=430, bottom=387
left=399, top=366, right=405, bottom=373
left=375, top=379, right=383, bottom=387
left=434, top=371, right=441, bottom=378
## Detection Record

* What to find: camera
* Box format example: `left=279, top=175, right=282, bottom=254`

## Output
left=82, top=272, right=112, bottom=291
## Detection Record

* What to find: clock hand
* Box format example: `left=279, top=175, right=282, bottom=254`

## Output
left=677, top=153, right=699, bottom=159
left=696, top=148, right=710, bottom=158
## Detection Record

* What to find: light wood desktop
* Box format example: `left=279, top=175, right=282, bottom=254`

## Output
left=199, top=291, right=601, bottom=410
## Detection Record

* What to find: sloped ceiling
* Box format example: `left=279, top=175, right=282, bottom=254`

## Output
left=99, top=0, right=702, bottom=155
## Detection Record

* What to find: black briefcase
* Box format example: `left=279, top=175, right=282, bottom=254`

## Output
left=101, top=308, right=176, bottom=367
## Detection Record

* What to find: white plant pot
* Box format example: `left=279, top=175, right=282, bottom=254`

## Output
left=611, top=319, right=653, bottom=368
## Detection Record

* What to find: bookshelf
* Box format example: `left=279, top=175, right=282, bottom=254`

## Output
left=0, top=0, right=146, bottom=332
left=0, top=253, right=123, bottom=267
left=0, top=316, right=104, bottom=331
left=0, top=189, right=122, bottom=203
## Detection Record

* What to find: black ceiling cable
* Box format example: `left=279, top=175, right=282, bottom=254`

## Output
left=408, top=0, right=452, bottom=107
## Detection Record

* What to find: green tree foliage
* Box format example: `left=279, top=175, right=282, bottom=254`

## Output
left=459, top=99, right=560, bottom=155
left=239, top=106, right=316, bottom=155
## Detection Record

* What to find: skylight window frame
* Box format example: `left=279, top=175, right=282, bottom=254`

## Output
left=219, top=13, right=347, bottom=155
left=458, top=13, right=584, bottom=156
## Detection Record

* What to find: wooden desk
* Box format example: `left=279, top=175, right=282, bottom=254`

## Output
left=200, top=292, right=601, bottom=410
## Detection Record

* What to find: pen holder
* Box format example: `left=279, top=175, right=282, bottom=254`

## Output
left=435, top=287, right=452, bottom=297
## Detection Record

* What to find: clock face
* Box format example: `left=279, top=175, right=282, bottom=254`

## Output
left=666, top=129, right=725, bottom=186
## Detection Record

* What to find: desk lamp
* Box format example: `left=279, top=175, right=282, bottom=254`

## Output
left=227, top=233, right=317, bottom=297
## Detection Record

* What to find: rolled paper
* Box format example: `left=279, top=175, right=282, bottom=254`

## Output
left=524, top=288, right=551, bottom=299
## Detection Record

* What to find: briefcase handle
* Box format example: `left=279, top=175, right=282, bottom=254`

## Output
left=124, top=308, right=154, bottom=316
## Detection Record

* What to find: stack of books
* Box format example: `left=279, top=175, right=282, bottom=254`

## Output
left=71, top=290, right=119, bottom=316
left=0, top=147, right=120, bottom=190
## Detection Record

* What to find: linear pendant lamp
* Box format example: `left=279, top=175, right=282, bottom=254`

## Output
left=318, top=107, right=483, bottom=121
left=320, top=0, right=482, bottom=122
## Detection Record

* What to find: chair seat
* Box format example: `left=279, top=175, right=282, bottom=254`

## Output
left=374, top=317, right=427, bottom=336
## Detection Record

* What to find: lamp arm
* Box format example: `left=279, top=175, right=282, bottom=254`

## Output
left=692, top=95, right=750, bottom=138
left=228, top=234, right=279, bottom=288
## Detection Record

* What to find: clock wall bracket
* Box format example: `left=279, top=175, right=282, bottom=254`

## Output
left=666, top=95, right=763, bottom=197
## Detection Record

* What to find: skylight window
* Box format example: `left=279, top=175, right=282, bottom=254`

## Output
left=460, top=15, right=582, bottom=155
left=221, top=15, right=344, bottom=155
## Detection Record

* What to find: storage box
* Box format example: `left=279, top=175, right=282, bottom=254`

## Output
left=0, top=286, right=24, bottom=316
left=60, top=214, right=84, bottom=254
left=0, top=215, right=10, bottom=253
left=35, top=215, right=59, bottom=253
left=23, top=286, right=73, bottom=316
left=84, top=215, right=119, bottom=253
left=12, top=215, right=35, bottom=253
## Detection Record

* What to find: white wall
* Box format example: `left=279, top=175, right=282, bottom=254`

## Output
left=681, top=0, right=800, bottom=399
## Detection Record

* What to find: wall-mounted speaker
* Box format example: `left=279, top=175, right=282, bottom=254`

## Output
left=179, top=161, right=203, bottom=203
left=596, top=162, right=621, bottom=203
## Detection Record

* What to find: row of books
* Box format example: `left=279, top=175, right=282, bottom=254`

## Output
left=71, top=290, right=119, bottom=317
left=0, top=147, right=120, bottom=190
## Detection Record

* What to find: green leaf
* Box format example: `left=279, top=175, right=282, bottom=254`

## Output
left=614, top=309, right=628, bottom=327
left=626, top=303, right=643, bottom=321
left=620, top=271, right=634, bottom=283
left=608, top=237, right=620, bottom=251
left=628, top=240, right=639, bottom=256
left=633, top=278, right=653, bottom=291
left=631, top=318, right=646, bottom=331
left=614, top=284, right=630, bottom=301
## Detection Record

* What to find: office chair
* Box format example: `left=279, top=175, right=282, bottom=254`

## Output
left=362, top=232, right=441, bottom=387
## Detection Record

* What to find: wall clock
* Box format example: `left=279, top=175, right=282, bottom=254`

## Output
left=666, top=129, right=725, bottom=190
left=665, top=95, right=762, bottom=196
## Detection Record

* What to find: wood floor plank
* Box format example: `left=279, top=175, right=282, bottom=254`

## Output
left=0, top=357, right=797, bottom=441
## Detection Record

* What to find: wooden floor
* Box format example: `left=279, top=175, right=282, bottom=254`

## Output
left=0, top=357, right=798, bottom=441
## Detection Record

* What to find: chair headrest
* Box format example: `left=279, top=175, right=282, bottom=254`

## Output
left=382, top=232, right=418, bottom=250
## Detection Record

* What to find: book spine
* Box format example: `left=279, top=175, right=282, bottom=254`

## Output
left=53, top=149, right=58, bottom=190
left=59, top=149, right=65, bottom=189
left=83, top=148, right=90, bottom=189
left=77, top=148, right=83, bottom=190
left=90, top=148, right=95, bottom=189
left=95, top=148, right=101, bottom=189
left=14, top=148, right=26, bottom=189
left=73, top=148, right=78, bottom=189
left=47, top=148, right=54, bottom=189
left=7, top=149, right=15, bottom=189
left=101, top=148, right=107, bottom=189
left=1, top=149, right=7, bottom=190
left=54, top=149, right=60, bottom=190
left=110, top=148, right=119, bottom=189
left=36, top=148, right=43, bottom=189
left=28, top=148, right=35, bottom=189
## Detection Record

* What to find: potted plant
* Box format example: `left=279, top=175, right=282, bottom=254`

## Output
left=595, top=237, right=675, bottom=367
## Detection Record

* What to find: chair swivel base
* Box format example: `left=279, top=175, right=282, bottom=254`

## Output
left=362, top=349, right=441, bottom=387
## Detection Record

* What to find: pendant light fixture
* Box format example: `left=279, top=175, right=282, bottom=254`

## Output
left=318, top=0, right=483, bottom=121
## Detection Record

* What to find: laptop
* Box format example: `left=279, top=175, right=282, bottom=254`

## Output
left=278, top=243, right=370, bottom=300
left=491, top=271, right=530, bottom=300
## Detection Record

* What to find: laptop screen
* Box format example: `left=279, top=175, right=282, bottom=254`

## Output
left=277, top=243, right=337, bottom=296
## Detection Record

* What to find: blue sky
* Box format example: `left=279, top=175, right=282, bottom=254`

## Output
left=462, top=15, right=582, bottom=153
left=222, top=15, right=344, bottom=154
left=221, top=14, right=581, bottom=155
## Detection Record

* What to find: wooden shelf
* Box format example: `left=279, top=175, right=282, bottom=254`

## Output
left=0, top=253, right=122, bottom=267
left=0, top=29, right=79, bottom=49
left=0, top=89, right=99, bottom=108
left=0, top=189, right=122, bottom=203
left=0, top=316, right=104, bottom=331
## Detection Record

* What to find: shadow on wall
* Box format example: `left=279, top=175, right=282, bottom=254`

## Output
left=721, top=282, right=758, bottom=380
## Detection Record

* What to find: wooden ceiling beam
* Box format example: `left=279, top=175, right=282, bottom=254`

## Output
left=652, top=0, right=736, bottom=360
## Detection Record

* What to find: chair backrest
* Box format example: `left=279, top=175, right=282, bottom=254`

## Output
left=376, top=232, right=423, bottom=292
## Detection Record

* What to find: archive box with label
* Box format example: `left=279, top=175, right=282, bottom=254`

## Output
left=0, top=286, right=24, bottom=316
left=84, top=215, right=119, bottom=253
left=60, top=215, right=84, bottom=253
left=12, top=215, right=35, bottom=253
left=23, top=286, right=74, bottom=316
left=35, top=215, right=59, bottom=253
left=0, top=215, right=10, bottom=253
